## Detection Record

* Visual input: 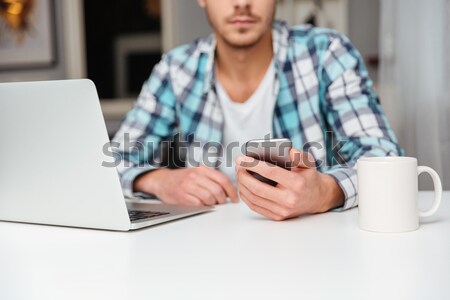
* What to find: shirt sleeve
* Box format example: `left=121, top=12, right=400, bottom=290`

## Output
left=112, top=55, right=178, bottom=198
left=319, top=33, right=404, bottom=211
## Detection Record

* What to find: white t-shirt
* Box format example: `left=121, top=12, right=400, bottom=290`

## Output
left=216, top=62, right=277, bottom=184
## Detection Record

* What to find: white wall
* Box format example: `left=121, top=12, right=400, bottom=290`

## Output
left=348, top=0, right=379, bottom=57
left=347, top=0, right=380, bottom=84
left=276, top=0, right=349, bottom=34
left=162, top=0, right=211, bottom=52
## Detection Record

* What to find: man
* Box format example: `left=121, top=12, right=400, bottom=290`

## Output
left=112, top=0, right=402, bottom=221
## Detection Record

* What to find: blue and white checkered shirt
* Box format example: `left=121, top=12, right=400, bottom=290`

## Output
left=113, top=21, right=403, bottom=211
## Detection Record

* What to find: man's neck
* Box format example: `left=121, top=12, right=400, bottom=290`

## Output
left=215, top=30, right=274, bottom=102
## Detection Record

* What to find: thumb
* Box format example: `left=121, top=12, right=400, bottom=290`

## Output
left=290, top=148, right=316, bottom=169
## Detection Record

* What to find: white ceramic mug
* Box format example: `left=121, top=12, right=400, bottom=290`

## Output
left=357, top=157, right=442, bottom=233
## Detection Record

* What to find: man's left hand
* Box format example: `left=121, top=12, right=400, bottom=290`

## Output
left=235, top=148, right=344, bottom=221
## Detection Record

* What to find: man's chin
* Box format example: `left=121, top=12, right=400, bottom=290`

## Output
left=222, top=32, right=265, bottom=49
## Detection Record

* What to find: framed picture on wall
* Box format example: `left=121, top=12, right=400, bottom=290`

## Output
left=0, top=0, right=56, bottom=70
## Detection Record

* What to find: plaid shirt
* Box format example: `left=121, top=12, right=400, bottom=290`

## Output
left=113, top=20, right=403, bottom=211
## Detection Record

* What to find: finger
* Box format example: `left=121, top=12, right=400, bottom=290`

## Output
left=181, top=194, right=204, bottom=206
left=186, top=184, right=216, bottom=206
left=236, top=156, right=295, bottom=188
left=236, top=166, right=289, bottom=202
left=239, top=192, right=285, bottom=221
left=200, top=165, right=239, bottom=203
left=196, top=179, right=227, bottom=204
left=238, top=183, right=291, bottom=219
left=290, top=148, right=316, bottom=169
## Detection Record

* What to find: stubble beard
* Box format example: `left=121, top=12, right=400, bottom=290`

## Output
left=205, top=8, right=274, bottom=50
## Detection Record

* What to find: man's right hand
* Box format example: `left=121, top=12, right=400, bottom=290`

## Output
left=133, top=165, right=238, bottom=206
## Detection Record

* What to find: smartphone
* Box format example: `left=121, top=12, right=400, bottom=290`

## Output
left=244, top=138, right=292, bottom=186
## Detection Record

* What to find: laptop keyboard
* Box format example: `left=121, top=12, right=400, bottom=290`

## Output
left=128, top=210, right=170, bottom=222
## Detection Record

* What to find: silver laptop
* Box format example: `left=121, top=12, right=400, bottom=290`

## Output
left=0, top=79, right=212, bottom=231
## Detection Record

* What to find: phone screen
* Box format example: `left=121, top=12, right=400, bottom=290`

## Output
left=244, top=138, right=292, bottom=186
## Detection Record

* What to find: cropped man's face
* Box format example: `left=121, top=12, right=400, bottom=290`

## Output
left=198, top=0, right=276, bottom=48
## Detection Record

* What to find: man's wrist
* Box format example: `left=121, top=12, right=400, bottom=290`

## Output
left=133, top=168, right=170, bottom=195
left=319, top=174, right=345, bottom=212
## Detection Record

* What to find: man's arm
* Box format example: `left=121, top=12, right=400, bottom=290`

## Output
left=112, top=54, right=178, bottom=198
left=319, top=32, right=404, bottom=211
left=113, top=55, right=238, bottom=204
left=235, top=32, right=402, bottom=221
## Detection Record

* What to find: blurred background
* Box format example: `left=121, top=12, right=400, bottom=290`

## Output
left=0, top=0, right=449, bottom=190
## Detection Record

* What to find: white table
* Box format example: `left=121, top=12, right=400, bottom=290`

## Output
left=0, top=192, right=449, bottom=300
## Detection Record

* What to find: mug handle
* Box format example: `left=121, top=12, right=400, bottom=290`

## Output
left=417, top=166, right=442, bottom=217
